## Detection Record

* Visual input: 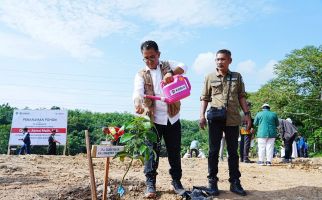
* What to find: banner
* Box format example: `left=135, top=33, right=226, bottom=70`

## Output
left=9, top=109, right=68, bottom=146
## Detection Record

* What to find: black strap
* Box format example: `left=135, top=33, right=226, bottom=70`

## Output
left=225, top=73, right=232, bottom=108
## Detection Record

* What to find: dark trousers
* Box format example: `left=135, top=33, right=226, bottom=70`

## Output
left=190, top=149, right=199, bottom=158
left=48, top=143, right=57, bottom=155
left=284, top=135, right=295, bottom=159
left=144, top=120, right=182, bottom=183
left=239, top=134, right=251, bottom=161
left=19, top=143, right=31, bottom=155
left=208, top=121, right=241, bottom=182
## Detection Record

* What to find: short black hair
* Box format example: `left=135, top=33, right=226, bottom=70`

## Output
left=216, top=49, right=231, bottom=57
left=140, top=40, right=159, bottom=52
left=23, top=127, right=28, bottom=131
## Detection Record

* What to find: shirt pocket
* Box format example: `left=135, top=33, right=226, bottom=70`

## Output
left=211, top=82, right=223, bottom=95
left=230, top=80, right=238, bottom=93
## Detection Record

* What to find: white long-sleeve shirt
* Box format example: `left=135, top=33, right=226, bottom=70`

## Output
left=133, top=60, right=187, bottom=125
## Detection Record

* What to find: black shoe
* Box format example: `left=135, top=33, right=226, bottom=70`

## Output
left=244, top=159, right=252, bottom=163
left=171, top=179, right=185, bottom=195
left=144, top=183, right=156, bottom=198
left=230, top=180, right=247, bottom=196
left=208, top=179, right=220, bottom=196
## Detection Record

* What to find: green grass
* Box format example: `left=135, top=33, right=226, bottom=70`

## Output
left=309, top=152, right=322, bottom=157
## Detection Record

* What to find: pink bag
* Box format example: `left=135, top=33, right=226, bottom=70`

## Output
left=144, top=75, right=191, bottom=104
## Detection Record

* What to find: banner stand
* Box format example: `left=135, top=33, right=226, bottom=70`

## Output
left=7, top=145, right=11, bottom=155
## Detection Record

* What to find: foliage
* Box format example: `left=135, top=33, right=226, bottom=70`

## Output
left=113, top=117, right=157, bottom=190
left=249, top=45, right=322, bottom=153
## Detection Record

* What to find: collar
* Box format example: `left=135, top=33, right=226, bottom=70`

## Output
left=215, top=68, right=232, bottom=77
left=145, top=62, right=160, bottom=71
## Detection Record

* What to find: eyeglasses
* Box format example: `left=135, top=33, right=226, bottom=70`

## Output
left=143, top=56, right=156, bottom=63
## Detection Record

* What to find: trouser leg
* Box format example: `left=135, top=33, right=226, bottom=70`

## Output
left=239, top=135, right=244, bottom=161
left=163, top=120, right=182, bottom=180
left=207, top=120, right=224, bottom=181
left=144, top=123, right=164, bottom=184
left=257, top=138, right=266, bottom=162
left=225, top=126, right=241, bottom=182
left=284, top=135, right=295, bottom=159
left=266, top=138, right=275, bottom=162
left=243, top=135, right=251, bottom=160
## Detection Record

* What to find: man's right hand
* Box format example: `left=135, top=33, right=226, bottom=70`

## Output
left=199, top=117, right=207, bottom=130
left=135, top=105, right=145, bottom=114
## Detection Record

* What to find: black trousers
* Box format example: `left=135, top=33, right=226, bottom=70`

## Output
left=144, top=120, right=182, bottom=183
left=208, top=120, right=241, bottom=182
left=284, top=135, right=295, bottom=159
left=239, top=134, right=252, bottom=161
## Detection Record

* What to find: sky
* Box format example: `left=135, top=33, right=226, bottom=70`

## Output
left=0, top=0, right=321, bottom=120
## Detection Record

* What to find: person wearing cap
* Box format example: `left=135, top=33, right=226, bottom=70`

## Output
left=189, top=140, right=200, bottom=158
left=239, top=101, right=254, bottom=163
left=253, top=103, right=279, bottom=166
left=279, top=118, right=297, bottom=163
left=48, top=129, right=61, bottom=155
left=18, top=127, right=31, bottom=155
left=199, top=49, right=250, bottom=196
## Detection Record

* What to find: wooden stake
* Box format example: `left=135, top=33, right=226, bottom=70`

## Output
left=102, top=157, right=110, bottom=200
left=85, top=130, right=97, bottom=200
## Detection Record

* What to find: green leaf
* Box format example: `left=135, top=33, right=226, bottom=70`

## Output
left=144, top=150, right=150, bottom=162
left=152, top=150, right=157, bottom=161
left=120, top=133, right=135, bottom=143
left=146, top=131, right=157, bottom=143
left=139, top=144, right=147, bottom=155
left=138, top=155, right=145, bottom=165
left=120, top=155, right=126, bottom=162
left=114, top=151, right=128, bottom=159
left=143, top=121, right=152, bottom=129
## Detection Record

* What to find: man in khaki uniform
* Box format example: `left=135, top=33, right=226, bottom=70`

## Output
left=199, top=49, right=251, bottom=196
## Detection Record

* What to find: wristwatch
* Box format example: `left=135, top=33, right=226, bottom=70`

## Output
left=167, top=69, right=174, bottom=75
left=244, top=111, right=250, bottom=116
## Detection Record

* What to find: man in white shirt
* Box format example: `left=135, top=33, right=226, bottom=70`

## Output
left=133, top=40, right=187, bottom=198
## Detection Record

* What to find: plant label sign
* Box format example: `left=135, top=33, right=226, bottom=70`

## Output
left=91, top=145, right=124, bottom=158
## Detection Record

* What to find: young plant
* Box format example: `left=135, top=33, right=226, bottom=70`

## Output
left=114, top=117, right=157, bottom=196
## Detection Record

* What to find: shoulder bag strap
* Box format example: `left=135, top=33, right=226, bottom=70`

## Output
left=226, top=73, right=232, bottom=108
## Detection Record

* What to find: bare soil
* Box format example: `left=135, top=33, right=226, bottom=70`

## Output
left=0, top=155, right=322, bottom=200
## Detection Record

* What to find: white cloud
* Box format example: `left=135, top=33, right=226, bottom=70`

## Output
left=0, top=32, right=47, bottom=60
left=123, top=0, right=273, bottom=28
left=142, top=29, right=193, bottom=44
left=192, top=53, right=277, bottom=91
left=236, top=59, right=276, bottom=83
left=192, top=52, right=215, bottom=75
left=235, top=60, right=256, bottom=74
left=0, top=0, right=274, bottom=59
left=235, top=59, right=277, bottom=91
left=0, top=0, right=128, bottom=59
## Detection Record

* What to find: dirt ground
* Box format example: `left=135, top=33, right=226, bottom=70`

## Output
left=0, top=154, right=322, bottom=200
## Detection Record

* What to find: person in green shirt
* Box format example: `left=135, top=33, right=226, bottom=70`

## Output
left=253, top=103, right=279, bottom=166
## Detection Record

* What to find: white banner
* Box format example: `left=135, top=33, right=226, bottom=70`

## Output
left=9, top=109, right=68, bottom=146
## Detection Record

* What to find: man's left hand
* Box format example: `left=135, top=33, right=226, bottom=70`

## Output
left=245, top=115, right=252, bottom=130
left=163, top=72, right=174, bottom=84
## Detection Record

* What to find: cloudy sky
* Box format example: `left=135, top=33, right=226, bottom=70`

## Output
left=0, top=0, right=321, bottom=120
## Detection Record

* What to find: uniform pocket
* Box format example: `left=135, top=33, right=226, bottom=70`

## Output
left=211, top=82, right=222, bottom=95
left=230, top=81, right=238, bottom=93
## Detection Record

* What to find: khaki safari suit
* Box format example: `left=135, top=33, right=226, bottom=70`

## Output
left=201, top=69, right=246, bottom=183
